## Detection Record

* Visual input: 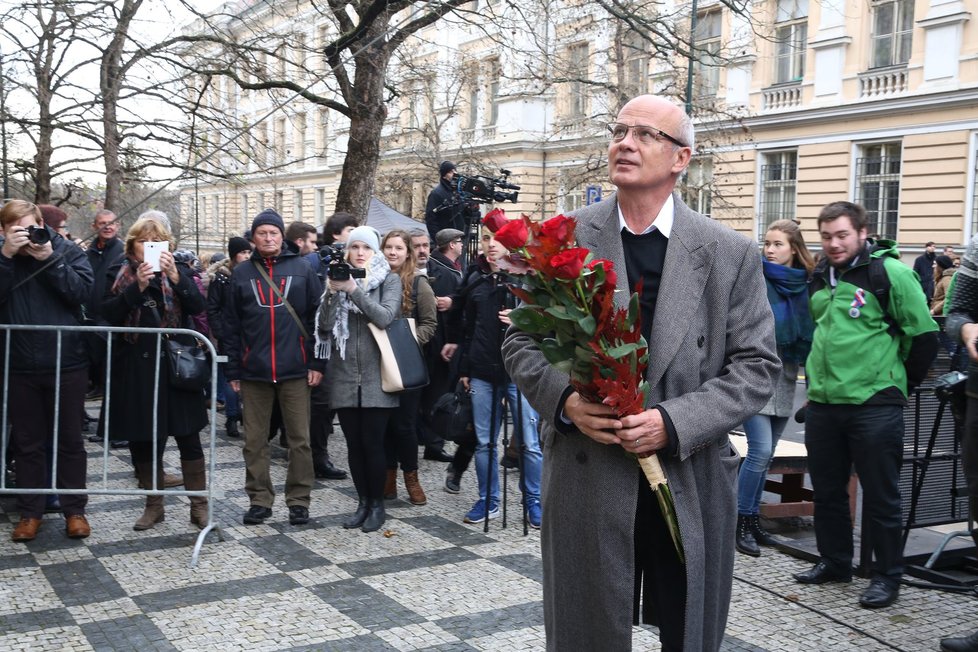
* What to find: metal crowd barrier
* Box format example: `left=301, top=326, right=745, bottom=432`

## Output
left=0, top=323, right=224, bottom=567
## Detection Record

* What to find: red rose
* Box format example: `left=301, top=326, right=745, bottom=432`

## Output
left=549, top=247, right=589, bottom=279
left=494, top=218, right=530, bottom=250
left=587, top=258, right=617, bottom=288
left=482, top=208, right=508, bottom=234
left=539, top=215, right=575, bottom=245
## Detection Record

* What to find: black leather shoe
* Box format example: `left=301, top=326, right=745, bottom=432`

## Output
left=315, top=460, right=348, bottom=480
left=941, top=630, right=978, bottom=652
left=793, top=561, right=852, bottom=584
left=342, top=498, right=369, bottom=529
left=243, top=505, right=272, bottom=525
left=859, top=578, right=899, bottom=608
left=225, top=419, right=240, bottom=438
left=423, top=448, right=454, bottom=463
left=288, top=505, right=309, bottom=525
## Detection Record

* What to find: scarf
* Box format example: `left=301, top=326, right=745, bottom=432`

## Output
left=315, top=253, right=390, bottom=360
left=110, top=257, right=182, bottom=341
left=763, top=259, right=814, bottom=365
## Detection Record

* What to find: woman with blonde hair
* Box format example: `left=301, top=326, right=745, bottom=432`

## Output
left=317, top=226, right=402, bottom=532
left=380, top=229, right=437, bottom=505
left=737, top=219, right=815, bottom=556
left=100, top=217, right=209, bottom=531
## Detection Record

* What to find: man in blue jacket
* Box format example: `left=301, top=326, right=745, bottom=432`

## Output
left=225, top=209, right=324, bottom=526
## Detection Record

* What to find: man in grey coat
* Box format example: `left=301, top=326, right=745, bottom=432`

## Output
left=502, top=95, right=779, bottom=651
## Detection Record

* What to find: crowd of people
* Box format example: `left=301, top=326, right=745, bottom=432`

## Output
left=3, top=92, right=978, bottom=651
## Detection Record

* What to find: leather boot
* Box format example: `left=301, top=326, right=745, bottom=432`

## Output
left=182, top=458, right=209, bottom=529
left=133, top=462, right=165, bottom=531
left=362, top=498, right=386, bottom=533
left=342, top=496, right=369, bottom=529
left=226, top=418, right=240, bottom=438
left=940, top=630, right=978, bottom=652
left=749, top=514, right=777, bottom=546
left=384, top=469, right=397, bottom=500
left=735, top=514, right=760, bottom=557
left=404, top=470, right=427, bottom=506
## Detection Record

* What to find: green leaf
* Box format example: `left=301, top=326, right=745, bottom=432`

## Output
left=574, top=346, right=593, bottom=362
left=607, top=342, right=640, bottom=358
left=578, top=314, right=596, bottom=336
left=628, top=292, right=641, bottom=324
left=545, top=305, right=577, bottom=321
left=540, top=338, right=574, bottom=367
left=509, top=307, right=553, bottom=333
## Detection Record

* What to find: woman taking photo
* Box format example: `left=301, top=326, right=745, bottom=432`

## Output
left=736, top=219, right=815, bottom=556
left=101, top=216, right=209, bottom=531
left=317, top=226, right=401, bottom=532
left=380, top=229, right=437, bottom=506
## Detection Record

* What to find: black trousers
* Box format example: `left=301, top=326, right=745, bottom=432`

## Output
left=385, top=388, right=421, bottom=472
left=806, top=402, right=905, bottom=583
left=338, top=408, right=393, bottom=501
left=961, top=396, right=978, bottom=495
left=9, top=368, right=89, bottom=518
left=634, top=474, right=687, bottom=651
left=129, top=433, right=203, bottom=465
left=309, top=381, right=334, bottom=464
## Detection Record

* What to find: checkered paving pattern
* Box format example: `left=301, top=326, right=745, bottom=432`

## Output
left=2, top=409, right=976, bottom=650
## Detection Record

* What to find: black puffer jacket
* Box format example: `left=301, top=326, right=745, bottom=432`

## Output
left=225, top=243, right=325, bottom=382
left=85, top=236, right=124, bottom=322
left=0, top=229, right=94, bottom=374
left=205, top=258, right=233, bottom=351
left=458, top=255, right=516, bottom=385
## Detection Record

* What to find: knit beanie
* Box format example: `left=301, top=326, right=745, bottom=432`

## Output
left=346, top=226, right=381, bottom=253
left=251, top=208, right=285, bottom=237
left=228, top=236, right=252, bottom=259
left=439, top=160, right=457, bottom=177
left=935, top=255, right=954, bottom=271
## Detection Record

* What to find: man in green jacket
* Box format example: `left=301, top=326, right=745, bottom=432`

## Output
left=794, top=201, right=939, bottom=609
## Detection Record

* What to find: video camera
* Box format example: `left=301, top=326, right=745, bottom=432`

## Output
left=455, top=169, right=520, bottom=204
left=319, top=243, right=366, bottom=282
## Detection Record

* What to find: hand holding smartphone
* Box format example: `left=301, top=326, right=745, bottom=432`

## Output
left=143, top=242, right=166, bottom=272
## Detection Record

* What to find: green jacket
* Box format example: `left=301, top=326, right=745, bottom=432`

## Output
left=807, top=240, right=938, bottom=405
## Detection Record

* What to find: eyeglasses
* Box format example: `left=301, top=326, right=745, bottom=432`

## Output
left=607, top=122, right=687, bottom=148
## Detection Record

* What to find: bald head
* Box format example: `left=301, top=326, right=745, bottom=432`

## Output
left=617, top=95, right=694, bottom=150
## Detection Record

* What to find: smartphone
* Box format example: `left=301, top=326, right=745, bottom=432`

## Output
left=143, top=242, right=166, bottom=272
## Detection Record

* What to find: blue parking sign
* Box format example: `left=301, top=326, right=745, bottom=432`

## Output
left=585, top=185, right=602, bottom=205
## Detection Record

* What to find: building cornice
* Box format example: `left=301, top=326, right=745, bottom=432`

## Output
left=713, top=87, right=978, bottom=132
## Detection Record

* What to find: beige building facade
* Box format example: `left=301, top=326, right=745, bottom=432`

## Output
left=180, top=0, right=978, bottom=261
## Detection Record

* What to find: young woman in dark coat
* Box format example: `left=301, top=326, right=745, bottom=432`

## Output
left=101, top=217, right=209, bottom=531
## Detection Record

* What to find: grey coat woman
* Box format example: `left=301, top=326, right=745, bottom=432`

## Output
left=316, top=226, right=401, bottom=532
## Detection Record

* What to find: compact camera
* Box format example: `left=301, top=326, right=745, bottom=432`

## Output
left=26, top=225, right=50, bottom=245
left=320, top=243, right=366, bottom=281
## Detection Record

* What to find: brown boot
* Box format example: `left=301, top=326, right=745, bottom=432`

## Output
left=133, top=462, right=165, bottom=531
left=404, top=470, right=427, bottom=506
left=384, top=468, right=397, bottom=500
left=182, top=458, right=209, bottom=529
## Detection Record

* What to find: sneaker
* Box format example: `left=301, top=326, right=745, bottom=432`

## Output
left=444, top=469, right=461, bottom=494
left=243, top=505, right=272, bottom=525
left=463, top=499, right=500, bottom=524
left=288, top=505, right=309, bottom=525
left=500, top=453, right=519, bottom=469
left=527, top=500, right=542, bottom=529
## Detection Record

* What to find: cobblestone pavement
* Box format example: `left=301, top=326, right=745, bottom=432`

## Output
left=2, top=413, right=977, bottom=651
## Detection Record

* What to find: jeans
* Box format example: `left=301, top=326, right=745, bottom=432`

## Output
left=805, top=402, right=905, bottom=583
left=470, top=378, right=542, bottom=505
left=219, top=365, right=241, bottom=420
left=737, top=414, right=788, bottom=515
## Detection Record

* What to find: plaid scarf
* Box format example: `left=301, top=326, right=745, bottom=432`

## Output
left=763, top=259, right=814, bottom=365
left=110, top=257, right=182, bottom=341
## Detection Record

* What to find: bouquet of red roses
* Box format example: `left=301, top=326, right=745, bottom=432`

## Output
left=484, top=208, right=683, bottom=563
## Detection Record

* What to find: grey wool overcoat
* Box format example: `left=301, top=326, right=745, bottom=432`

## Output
left=502, top=194, right=779, bottom=651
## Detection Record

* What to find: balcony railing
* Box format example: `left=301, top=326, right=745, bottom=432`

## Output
left=762, top=84, right=802, bottom=111
left=859, top=67, right=908, bottom=98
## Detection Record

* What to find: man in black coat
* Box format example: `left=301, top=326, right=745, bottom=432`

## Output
left=913, top=241, right=937, bottom=302
left=425, top=161, right=479, bottom=243
left=84, top=209, right=125, bottom=398
left=225, top=209, right=324, bottom=527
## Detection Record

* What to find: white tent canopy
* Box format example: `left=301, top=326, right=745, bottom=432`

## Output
left=317, top=197, right=422, bottom=236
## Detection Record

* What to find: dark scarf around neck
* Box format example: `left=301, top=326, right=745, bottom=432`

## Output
left=763, top=259, right=814, bottom=365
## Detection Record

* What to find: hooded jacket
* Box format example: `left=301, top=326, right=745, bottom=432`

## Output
left=807, top=239, right=938, bottom=405
left=0, top=228, right=94, bottom=374
left=205, top=258, right=233, bottom=349
left=458, top=255, right=516, bottom=385
left=225, top=241, right=324, bottom=382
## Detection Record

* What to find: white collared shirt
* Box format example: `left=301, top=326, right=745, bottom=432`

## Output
left=618, top=194, right=674, bottom=238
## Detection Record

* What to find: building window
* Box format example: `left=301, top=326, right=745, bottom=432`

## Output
left=622, top=33, right=648, bottom=98
left=856, top=142, right=901, bottom=240
left=294, top=190, right=303, bottom=220
left=240, top=193, right=249, bottom=224
left=275, top=117, right=287, bottom=163
left=758, top=151, right=797, bottom=235
left=318, top=109, right=329, bottom=160
left=682, top=157, right=713, bottom=219
left=487, top=59, right=500, bottom=126
left=775, top=0, right=808, bottom=83
left=568, top=44, right=589, bottom=118
left=871, top=0, right=913, bottom=68
left=294, top=112, right=307, bottom=162
left=316, top=188, right=325, bottom=225
left=275, top=190, right=284, bottom=213
left=211, top=196, right=220, bottom=231
left=694, top=11, right=721, bottom=99
left=467, top=65, right=480, bottom=130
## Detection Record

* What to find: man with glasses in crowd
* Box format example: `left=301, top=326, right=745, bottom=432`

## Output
left=503, top=95, right=778, bottom=651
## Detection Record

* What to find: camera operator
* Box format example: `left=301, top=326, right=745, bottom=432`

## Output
left=942, top=238, right=978, bottom=652
left=0, top=199, right=94, bottom=542
left=424, top=161, right=478, bottom=244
